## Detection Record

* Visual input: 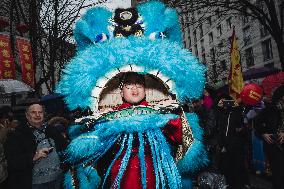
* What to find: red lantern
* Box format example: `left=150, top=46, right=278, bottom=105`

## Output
left=240, top=83, right=263, bottom=105
left=16, top=23, right=29, bottom=33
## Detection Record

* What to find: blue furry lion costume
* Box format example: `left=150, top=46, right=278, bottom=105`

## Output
left=57, top=1, right=208, bottom=188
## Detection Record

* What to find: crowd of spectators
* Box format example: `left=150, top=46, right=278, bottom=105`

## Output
left=0, top=85, right=283, bottom=189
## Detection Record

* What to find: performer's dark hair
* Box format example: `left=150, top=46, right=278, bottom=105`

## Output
left=119, top=72, right=145, bottom=88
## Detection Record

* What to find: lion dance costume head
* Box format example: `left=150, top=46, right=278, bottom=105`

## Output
left=57, top=1, right=208, bottom=188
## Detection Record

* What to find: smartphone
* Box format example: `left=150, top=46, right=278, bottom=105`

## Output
left=48, top=147, right=54, bottom=153
left=223, top=100, right=235, bottom=107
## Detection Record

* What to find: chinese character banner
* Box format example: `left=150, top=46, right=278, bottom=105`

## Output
left=16, top=37, right=35, bottom=87
left=0, top=34, right=15, bottom=79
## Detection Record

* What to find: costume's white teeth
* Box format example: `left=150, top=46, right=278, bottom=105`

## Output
left=149, top=70, right=160, bottom=77
left=91, top=77, right=108, bottom=100
left=105, top=70, right=120, bottom=79
left=130, top=64, right=144, bottom=72
left=91, top=98, right=98, bottom=112
left=120, top=64, right=133, bottom=72
left=149, top=70, right=173, bottom=90
left=96, top=78, right=108, bottom=88
left=91, top=86, right=102, bottom=99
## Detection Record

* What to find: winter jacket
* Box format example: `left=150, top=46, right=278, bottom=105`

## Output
left=4, top=122, right=67, bottom=189
left=255, top=103, right=282, bottom=136
left=216, top=106, right=246, bottom=151
left=0, top=143, right=7, bottom=183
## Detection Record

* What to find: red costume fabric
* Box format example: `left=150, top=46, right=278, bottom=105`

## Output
left=97, top=101, right=182, bottom=189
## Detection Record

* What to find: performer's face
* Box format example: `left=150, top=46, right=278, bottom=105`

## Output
left=121, top=83, right=146, bottom=104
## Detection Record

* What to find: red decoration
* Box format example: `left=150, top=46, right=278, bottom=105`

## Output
left=0, top=34, right=16, bottom=79
left=16, top=23, right=29, bottom=33
left=0, top=17, right=9, bottom=29
left=16, top=37, right=35, bottom=87
left=240, top=83, right=263, bottom=105
left=262, top=71, right=284, bottom=99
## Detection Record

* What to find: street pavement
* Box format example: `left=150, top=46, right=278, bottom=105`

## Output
left=249, top=173, right=272, bottom=189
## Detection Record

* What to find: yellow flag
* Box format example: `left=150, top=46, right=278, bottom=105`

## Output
left=228, top=28, right=244, bottom=99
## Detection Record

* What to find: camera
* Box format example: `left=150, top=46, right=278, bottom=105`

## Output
left=222, top=100, right=235, bottom=108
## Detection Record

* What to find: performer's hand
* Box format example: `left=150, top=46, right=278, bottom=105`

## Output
left=217, top=99, right=224, bottom=107
left=262, top=133, right=274, bottom=144
left=278, top=132, right=284, bottom=144
left=33, top=147, right=49, bottom=161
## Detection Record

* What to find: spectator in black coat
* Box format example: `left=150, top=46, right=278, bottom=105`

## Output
left=215, top=95, right=250, bottom=189
left=4, top=102, right=67, bottom=189
left=255, top=85, right=284, bottom=189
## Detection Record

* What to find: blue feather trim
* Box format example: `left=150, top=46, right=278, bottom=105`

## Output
left=64, top=170, right=76, bottom=189
left=176, top=113, right=209, bottom=174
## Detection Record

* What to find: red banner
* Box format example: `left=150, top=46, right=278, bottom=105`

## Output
left=0, top=34, right=15, bottom=79
left=16, top=37, right=35, bottom=87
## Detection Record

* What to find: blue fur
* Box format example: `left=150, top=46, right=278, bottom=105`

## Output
left=102, top=134, right=127, bottom=188
left=146, top=131, right=160, bottom=189
left=112, top=134, right=133, bottom=188
left=64, top=170, right=75, bottom=189
left=74, top=7, right=112, bottom=50
left=93, top=113, right=178, bottom=135
left=65, top=133, right=118, bottom=163
left=67, top=124, right=84, bottom=140
left=56, top=37, right=205, bottom=111
left=176, top=113, right=209, bottom=174
left=149, top=130, right=166, bottom=188
left=60, top=1, right=208, bottom=188
left=138, top=133, right=147, bottom=189
left=82, top=166, right=101, bottom=189
left=155, top=131, right=182, bottom=188
left=137, top=1, right=182, bottom=44
left=76, top=166, right=100, bottom=189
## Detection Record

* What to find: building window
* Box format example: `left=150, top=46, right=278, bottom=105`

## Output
left=264, top=62, right=274, bottom=68
left=188, top=35, right=192, bottom=47
left=262, top=39, right=273, bottom=61
left=199, top=24, right=203, bottom=37
left=243, top=16, right=249, bottom=24
left=202, top=53, right=206, bottom=64
left=260, top=24, right=269, bottom=37
left=210, top=48, right=215, bottom=61
left=217, top=25, right=222, bottom=37
left=207, top=16, right=212, bottom=26
left=195, top=44, right=199, bottom=58
left=215, top=8, right=220, bottom=18
left=209, top=32, right=213, bottom=44
left=221, top=60, right=227, bottom=71
left=245, top=47, right=254, bottom=67
left=201, top=39, right=205, bottom=53
left=193, top=30, right=197, bottom=43
left=243, top=26, right=251, bottom=45
left=226, top=17, right=232, bottom=30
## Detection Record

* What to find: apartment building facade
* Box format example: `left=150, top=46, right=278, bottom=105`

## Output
left=178, top=2, right=283, bottom=87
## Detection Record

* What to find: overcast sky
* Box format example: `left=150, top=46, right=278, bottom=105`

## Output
left=86, top=0, right=132, bottom=10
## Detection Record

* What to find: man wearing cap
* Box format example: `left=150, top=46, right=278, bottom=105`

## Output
left=4, top=102, right=67, bottom=189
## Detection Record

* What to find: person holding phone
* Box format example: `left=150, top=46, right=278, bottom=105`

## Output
left=216, top=95, right=251, bottom=189
left=4, top=101, right=67, bottom=189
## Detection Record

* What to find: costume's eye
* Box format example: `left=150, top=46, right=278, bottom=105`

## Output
left=135, top=30, right=143, bottom=37
left=116, top=33, right=123, bottom=38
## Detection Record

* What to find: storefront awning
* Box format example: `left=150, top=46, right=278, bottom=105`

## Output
left=243, top=67, right=280, bottom=81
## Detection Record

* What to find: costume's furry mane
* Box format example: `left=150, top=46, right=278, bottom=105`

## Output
left=57, top=0, right=206, bottom=111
